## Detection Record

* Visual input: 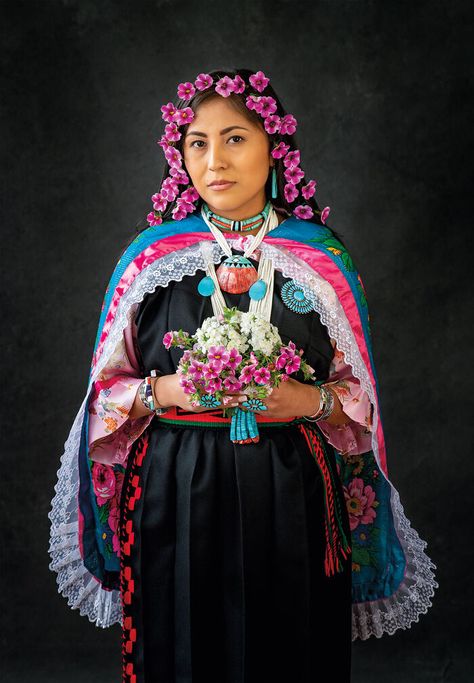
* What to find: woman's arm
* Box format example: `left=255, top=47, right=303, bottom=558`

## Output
left=301, top=382, right=353, bottom=426
left=310, top=337, right=374, bottom=456
left=128, top=374, right=177, bottom=419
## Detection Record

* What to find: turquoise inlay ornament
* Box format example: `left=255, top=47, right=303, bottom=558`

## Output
left=197, top=275, right=215, bottom=296
left=199, top=394, right=221, bottom=408
left=248, top=278, right=267, bottom=301
left=230, top=406, right=260, bottom=443
left=280, top=279, right=313, bottom=314
left=241, top=397, right=267, bottom=412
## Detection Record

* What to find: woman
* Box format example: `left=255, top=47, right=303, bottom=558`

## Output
left=48, top=68, right=438, bottom=683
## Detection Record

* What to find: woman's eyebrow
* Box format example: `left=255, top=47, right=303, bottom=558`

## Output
left=185, top=125, right=250, bottom=138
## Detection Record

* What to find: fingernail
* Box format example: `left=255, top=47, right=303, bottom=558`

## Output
left=231, top=402, right=239, bottom=407
left=238, top=396, right=247, bottom=402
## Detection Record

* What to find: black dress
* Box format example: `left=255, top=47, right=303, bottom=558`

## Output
left=119, top=248, right=353, bottom=683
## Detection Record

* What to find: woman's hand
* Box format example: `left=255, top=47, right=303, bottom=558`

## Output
left=156, top=373, right=248, bottom=413
left=227, top=378, right=319, bottom=420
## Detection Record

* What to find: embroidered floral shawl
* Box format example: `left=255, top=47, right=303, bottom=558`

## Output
left=48, top=214, right=438, bottom=640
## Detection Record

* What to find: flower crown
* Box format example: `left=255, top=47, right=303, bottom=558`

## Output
left=147, top=70, right=330, bottom=226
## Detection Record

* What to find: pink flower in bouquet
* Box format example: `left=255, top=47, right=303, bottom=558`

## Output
left=163, top=331, right=174, bottom=349
left=188, top=359, right=205, bottom=380
left=249, top=351, right=259, bottom=365
left=208, top=344, right=230, bottom=371
left=182, top=350, right=192, bottom=362
left=223, top=375, right=243, bottom=392
left=276, top=341, right=297, bottom=368
left=276, top=353, right=289, bottom=370
left=202, top=363, right=219, bottom=381
left=179, top=377, right=196, bottom=394
left=206, top=377, right=222, bottom=392
left=285, top=355, right=301, bottom=374
left=227, top=347, right=243, bottom=371
left=253, top=367, right=271, bottom=385
left=239, top=364, right=256, bottom=384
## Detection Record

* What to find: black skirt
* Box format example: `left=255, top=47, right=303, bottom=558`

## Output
left=119, top=251, right=353, bottom=683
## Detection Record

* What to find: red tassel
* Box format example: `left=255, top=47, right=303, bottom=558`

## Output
left=297, top=423, right=351, bottom=577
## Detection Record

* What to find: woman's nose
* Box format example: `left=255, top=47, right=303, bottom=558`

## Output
left=207, top=145, right=227, bottom=170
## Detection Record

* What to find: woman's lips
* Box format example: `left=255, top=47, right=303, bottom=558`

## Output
left=209, top=182, right=236, bottom=191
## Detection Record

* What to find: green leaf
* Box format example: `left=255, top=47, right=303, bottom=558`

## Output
left=352, top=546, right=371, bottom=565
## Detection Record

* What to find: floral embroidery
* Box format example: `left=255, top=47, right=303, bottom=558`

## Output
left=91, top=462, right=126, bottom=559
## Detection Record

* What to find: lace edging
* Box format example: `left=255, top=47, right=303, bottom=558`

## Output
left=48, top=239, right=438, bottom=635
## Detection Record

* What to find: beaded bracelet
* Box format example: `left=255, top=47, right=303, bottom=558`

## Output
left=138, top=369, right=170, bottom=416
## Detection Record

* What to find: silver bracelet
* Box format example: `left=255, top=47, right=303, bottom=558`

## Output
left=303, top=383, right=335, bottom=422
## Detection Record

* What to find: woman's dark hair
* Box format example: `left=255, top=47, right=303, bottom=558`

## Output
left=128, top=66, right=347, bottom=249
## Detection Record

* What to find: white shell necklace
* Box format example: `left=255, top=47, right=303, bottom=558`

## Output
left=197, top=204, right=280, bottom=322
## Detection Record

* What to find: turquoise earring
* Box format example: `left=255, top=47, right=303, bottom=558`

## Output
left=271, top=167, right=278, bottom=199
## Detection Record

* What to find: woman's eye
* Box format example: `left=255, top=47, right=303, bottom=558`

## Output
left=189, top=135, right=244, bottom=149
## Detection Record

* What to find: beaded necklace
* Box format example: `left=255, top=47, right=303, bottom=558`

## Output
left=201, top=200, right=272, bottom=233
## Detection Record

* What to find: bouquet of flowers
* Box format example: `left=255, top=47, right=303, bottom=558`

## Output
left=163, top=306, right=317, bottom=444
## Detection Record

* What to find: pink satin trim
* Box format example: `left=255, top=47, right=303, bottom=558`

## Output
left=93, top=231, right=387, bottom=475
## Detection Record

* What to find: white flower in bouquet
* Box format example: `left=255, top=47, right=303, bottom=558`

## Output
left=162, top=306, right=316, bottom=414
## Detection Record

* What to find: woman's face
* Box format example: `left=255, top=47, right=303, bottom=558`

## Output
left=182, top=96, right=274, bottom=221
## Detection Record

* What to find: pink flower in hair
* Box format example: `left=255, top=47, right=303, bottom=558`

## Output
left=245, top=94, right=260, bottom=111
left=253, top=95, right=277, bottom=118
left=320, top=206, right=331, bottom=224
left=147, top=211, right=163, bottom=226
left=302, top=179, right=317, bottom=200
left=164, top=146, right=182, bottom=167
left=174, top=197, right=195, bottom=217
left=177, top=81, right=196, bottom=100
left=280, top=114, right=297, bottom=135
left=172, top=204, right=188, bottom=220
left=283, top=150, right=301, bottom=168
left=157, top=135, right=171, bottom=151
left=264, top=114, right=281, bottom=134
left=284, top=165, right=305, bottom=185
left=164, top=122, right=181, bottom=142
left=195, top=73, right=213, bottom=90
left=294, top=204, right=314, bottom=220
left=170, top=167, right=189, bottom=184
left=271, top=141, right=290, bottom=159
left=181, top=186, right=199, bottom=203
left=232, top=75, right=246, bottom=94
left=215, top=76, right=236, bottom=97
left=175, top=107, right=195, bottom=125
left=152, top=193, right=168, bottom=211
left=161, top=177, right=180, bottom=200
left=249, top=70, right=270, bottom=92
left=161, top=102, right=178, bottom=123
left=284, top=183, right=299, bottom=203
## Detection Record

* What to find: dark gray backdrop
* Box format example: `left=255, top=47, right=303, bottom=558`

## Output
left=2, top=0, right=472, bottom=681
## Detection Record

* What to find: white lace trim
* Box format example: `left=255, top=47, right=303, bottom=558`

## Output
left=48, top=238, right=438, bottom=638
